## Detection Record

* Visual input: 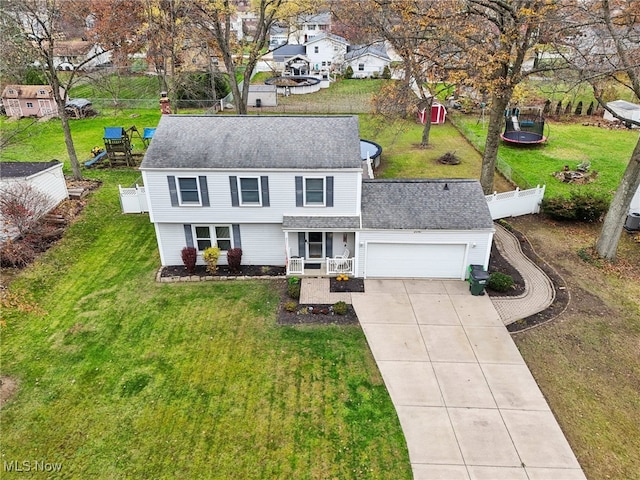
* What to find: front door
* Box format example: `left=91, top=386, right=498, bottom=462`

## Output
left=306, top=232, right=324, bottom=260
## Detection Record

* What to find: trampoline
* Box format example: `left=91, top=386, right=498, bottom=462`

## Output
left=501, top=107, right=547, bottom=145
left=360, top=139, right=382, bottom=169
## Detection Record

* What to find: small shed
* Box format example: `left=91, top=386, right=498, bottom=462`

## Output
left=248, top=85, right=277, bottom=107
left=603, top=100, right=640, bottom=127
left=417, top=101, right=447, bottom=125
left=1, top=85, right=62, bottom=118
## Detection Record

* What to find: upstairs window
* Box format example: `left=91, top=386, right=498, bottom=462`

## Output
left=304, top=178, right=325, bottom=206
left=314, top=46, right=319, bottom=53
left=239, top=177, right=261, bottom=205
left=358, top=64, right=365, bottom=71
left=178, top=177, right=200, bottom=205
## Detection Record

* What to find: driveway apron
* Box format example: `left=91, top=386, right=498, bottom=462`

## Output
left=351, top=279, right=587, bottom=480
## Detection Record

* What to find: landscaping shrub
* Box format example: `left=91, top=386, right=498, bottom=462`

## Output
left=226, top=248, right=242, bottom=273
left=283, top=301, right=297, bottom=312
left=488, top=272, right=514, bottom=292
left=287, top=277, right=301, bottom=300
left=181, top=246, right=197, bottom=274
left=541, top=191, right=609, bottom=223
left=382, top=65, right=391, bottom=79
left=333, top=301, right=348, bottom=315
left=203, top=247, right=220, bottom=274
left=344, top=65, right=354, bottom=79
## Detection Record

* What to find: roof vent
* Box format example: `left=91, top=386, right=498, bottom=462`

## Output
left=443, top=183, right=449, bottom=191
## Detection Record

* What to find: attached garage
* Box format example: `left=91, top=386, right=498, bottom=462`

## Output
left=357, top=179, right=495, bottom=279
left=365, top=242, right=467, bottom=278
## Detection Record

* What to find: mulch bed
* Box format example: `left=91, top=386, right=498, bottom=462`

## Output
left=277, top=302, right=359, bottom=326
left=329, top=277, right=365, bottom=293
left=159, top=264, right=286, bottom=278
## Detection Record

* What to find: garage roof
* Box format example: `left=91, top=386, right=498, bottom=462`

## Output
left=361, top=179, right=493, bottom=230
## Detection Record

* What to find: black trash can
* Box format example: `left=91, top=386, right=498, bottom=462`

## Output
left=468, top=264, right=490, bottom=296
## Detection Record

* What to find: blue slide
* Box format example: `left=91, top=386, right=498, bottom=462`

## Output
left=84, top=149, right=107, bottom=167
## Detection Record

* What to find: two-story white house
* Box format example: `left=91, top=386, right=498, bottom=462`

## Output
left=304, top=33, right=349, bottom=73
left=140, top=115, right=494, bottom=279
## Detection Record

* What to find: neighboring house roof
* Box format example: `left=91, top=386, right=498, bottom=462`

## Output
left=283, top=216, right=361, bottom=230
left=140, top=115, right=362, bottom=170
left=0, top=160, right=62, bottom=179
left=305, top=32, right=349, bottom=46
left=1, top=85, right=55, bottom=99
left=272, top=44, right=306, bottom=61
left=345, top=44, right=391, bottom=62
left=298, top=12, right=331, bottom=25
left=53, top=40, right=96, bottom=57
left=361, top=179, right=493, bottom=230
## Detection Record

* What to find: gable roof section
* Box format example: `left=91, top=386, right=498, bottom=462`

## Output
left=1, top=85, right=54, bottom=99
left=361, top=179, right=493, bottom=230
left=272, top=44, right=306, bottom=62
left=305, top=32, right=349, bottom=46
left=345, top=44, right=391, bottom=62
left=141, top=115, right=362, bottom=170
left=0, top=161, right=62, bottom=179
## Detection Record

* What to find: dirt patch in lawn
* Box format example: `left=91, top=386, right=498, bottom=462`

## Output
left=0, top=376, right=18, bottom=409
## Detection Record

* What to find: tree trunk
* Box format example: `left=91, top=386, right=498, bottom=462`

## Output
left=60, top=112, right=82, bottom=180
left=420, top=96, right=434, bottom=147
left=595, top=136, right=640, bottom=260
left=480, top=93, right=510, bottom=194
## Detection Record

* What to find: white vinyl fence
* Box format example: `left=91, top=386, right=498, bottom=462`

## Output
left=119, top=184, right=148, bottom=213
left=485, top=185, right=545, bottom=220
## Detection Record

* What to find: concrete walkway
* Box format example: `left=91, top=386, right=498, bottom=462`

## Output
left=491, top=224, right=556, bottom=325
left=350, top=279, right=586, bottom=480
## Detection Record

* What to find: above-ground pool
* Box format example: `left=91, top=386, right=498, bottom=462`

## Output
left=264, top=76, right=321, bottom=95
left=360, top=139, right=383, bottom=168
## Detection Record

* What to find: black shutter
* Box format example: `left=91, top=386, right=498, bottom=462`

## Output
left=326, top=176, right=334, bottom=207
left=199, top=176, right=209, bottom=206
left=298, top=232, right=305, bottom=258
left=229, top=176, right=239, bottom=207
left=326, top=232, right=333, bottom=258
left=168, top=176, right=178, bottom=206
left=232, top=224, right=242, bottom=248
left=184, top=224, right=194, bottom=248
left=295, top=176, right=303, bottom=207
left=260, top=176, right=270, bottom=207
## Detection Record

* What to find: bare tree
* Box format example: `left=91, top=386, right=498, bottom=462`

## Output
left=2, top=0, right=110, bottom=180
left=558, top=0, right=640, bottom=260
left=192, top=0, right=315, bottom=114
left=0, top=182, right=54, bottom=237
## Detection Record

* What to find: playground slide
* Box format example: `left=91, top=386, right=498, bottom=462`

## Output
left=84, top=150, right=107, bottom=167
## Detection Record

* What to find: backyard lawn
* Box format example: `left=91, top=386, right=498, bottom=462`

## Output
left=0, top=169, right=411, bottom=479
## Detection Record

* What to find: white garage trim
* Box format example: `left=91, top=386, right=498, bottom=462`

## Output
left=364, top=241, right=469, bottom=279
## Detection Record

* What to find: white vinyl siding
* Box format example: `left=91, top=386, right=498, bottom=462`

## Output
left=142, top=169, right=362, bottom=223
left=0, top=162, right=68, bottom=214
left=154, top=223, right=284, bottom=266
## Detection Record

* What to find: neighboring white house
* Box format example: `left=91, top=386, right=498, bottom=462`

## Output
left=603, top=100, right=640, bottom=127
left=0, top=161, right=68, bottom=240
left=304, top=33, right=349, bottom=73
left=344, top=44, right=392, bottom=78
left=140, top=115, right=494, bottom=279
left=52, top=40, right=111, bottom=71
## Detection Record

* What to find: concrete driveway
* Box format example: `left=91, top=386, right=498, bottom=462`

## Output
left=350, top=279, right=586, bottom=480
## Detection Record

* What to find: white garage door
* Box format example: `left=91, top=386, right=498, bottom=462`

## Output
left=365, top=243, right=467, bottom=278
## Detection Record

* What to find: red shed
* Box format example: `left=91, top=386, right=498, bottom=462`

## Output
left=417, top=101, right=447, bottom=125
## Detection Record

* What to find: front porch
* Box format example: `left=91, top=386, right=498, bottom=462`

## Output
left=286, top=255, right=355, bottom=276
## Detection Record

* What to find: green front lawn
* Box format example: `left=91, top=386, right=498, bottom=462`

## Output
left=0, top=171, right=411, bottom=479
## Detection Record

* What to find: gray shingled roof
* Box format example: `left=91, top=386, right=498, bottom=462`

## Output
left=361, top=179, right=493, bottom=230
left=140, top=115, right=362, bottom=170
left=0, top=161, right=62, bottom=179
left=345, top=44, right=391, bottom=62
left=283, top=216, right=360, bottom=230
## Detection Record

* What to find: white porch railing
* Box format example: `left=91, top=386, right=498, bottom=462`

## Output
left=287, top=257, right=304, bottom=275
left=326, top=257, right=355, bottom=275
left=119, top=184, right=148, bottom=213
left=485, top=185, right=545, bottom=220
